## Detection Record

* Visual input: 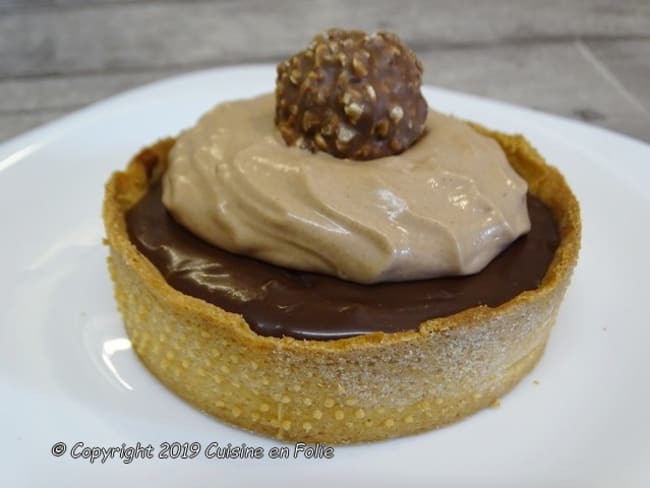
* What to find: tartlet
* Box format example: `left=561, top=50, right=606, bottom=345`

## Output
left=103, top=123, right=580, bottom=444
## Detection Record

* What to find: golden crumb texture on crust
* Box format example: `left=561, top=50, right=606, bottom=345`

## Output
left=102, top=126, right=581, bottom=444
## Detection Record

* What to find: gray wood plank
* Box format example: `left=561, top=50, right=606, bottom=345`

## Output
left=2, top=0, right=649, bottom=79
left=0, top=108, right=69, bottom=140
left=585, top=39, right=650, bottom=114
left=0, top=0, right=234, bottom=11
left=0, top=70, right=172, bottom=112
left=419, top=41, right=650, bottom=141
left=2, top=40, right=649, bottom=143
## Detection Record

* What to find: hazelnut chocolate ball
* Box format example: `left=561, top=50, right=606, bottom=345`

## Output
left=275, top=28, right=428, bottom=160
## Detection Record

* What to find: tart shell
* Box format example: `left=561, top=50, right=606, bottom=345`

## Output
left=103, top=127, right=580, bottom=444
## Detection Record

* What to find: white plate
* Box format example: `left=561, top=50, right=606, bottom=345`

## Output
left=1, top=65, right=649, bottom=487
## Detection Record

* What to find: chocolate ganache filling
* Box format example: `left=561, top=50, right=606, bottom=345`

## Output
left=126, top=182, right=559, bottom=340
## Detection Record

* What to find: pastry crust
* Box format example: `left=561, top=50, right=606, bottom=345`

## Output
left=103, top=126, right=580, bottom=444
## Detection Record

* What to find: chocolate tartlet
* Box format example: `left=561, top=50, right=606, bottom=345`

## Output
left=103, top=30, right=580, bottom=444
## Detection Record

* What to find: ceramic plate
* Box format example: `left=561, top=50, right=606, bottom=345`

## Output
left=1, top=66, right=649, bottom=487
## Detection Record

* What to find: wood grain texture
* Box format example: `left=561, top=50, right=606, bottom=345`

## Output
left=2, top=0, right=649, bottom=78
left=420, top=41, right=650, bottom=141
left=585, top=39, right=650, bottom=113
left=1, top=0, right=649, bottom=142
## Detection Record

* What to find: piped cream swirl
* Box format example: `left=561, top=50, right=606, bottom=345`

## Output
left=162, top=94, right=530, bottom=284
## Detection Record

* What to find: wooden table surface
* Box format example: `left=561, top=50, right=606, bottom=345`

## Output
left=1, top=0, right=649, bottom=143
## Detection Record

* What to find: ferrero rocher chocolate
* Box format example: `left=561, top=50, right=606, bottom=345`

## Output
left=275, top=28, right=428, bottom=160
